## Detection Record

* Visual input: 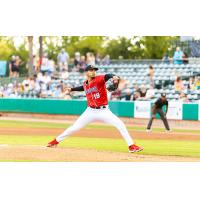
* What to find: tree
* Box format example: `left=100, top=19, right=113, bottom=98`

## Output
left=142, top=36, right=179, bottom=59
left=27, top=36, right=33, bottom=76
left=105, top=37, right=134, bottom=59
left=39, top=36, right=43, bottom=61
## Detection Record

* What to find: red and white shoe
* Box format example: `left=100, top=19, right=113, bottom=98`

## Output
left=129, top=144, right=144, bottom=153
left=47, top=139, right=59, bottom=148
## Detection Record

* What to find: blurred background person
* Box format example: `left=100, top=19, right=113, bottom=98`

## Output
left=102, top=54, right=110, bottom=65
left=95, top=52, right=101, bottom=65
left=194, top=77, right=200, bottom=90
left=188, top=77, right=195, bottom=91
left=174, top=77, right=184, bottom=93
left=179, top=92, right=189, bottom=102
left=86, top=52, right=95, bottom=65
left=79, top=55, right=87, bottom=73
left=148, top=65, right=154, bottom=87
left=173, top=47, right=183, bottom=65
left=145, top=85, right=155, bottom=100
left=40, top=53, right=49, bottom=75
left=182, top=52, right=189, bottom=64
left=57, top=49, right=69, bottom=71
left=162, top=53, right=171, bottom=64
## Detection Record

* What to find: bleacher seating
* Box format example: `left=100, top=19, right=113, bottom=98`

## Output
left=1, top=63, right=200, bottom=101
left=62, top=63, right=200, bottom=101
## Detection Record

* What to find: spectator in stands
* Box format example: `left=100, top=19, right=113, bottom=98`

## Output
left=110, top=89, right=121, bottom=100
left=95, top=53, right=101, bottom=65
left=32, top=55, right=39, bottom=74
left=60, top=68, right=69, bottom=80
left=137, top=85, right=147, bottom=100
left=40, top=53, right=49, bottom=74
left=188, top=77, right=195, bottom=91
left=179, top=92, right=189, bottom=102
left=162, top=53, right=171, bottom=64
left=42, top=72, right=51, bottom=85
left=86, top=52, right=95, bottom=65
left=174, top=76, right=184, bottom=92
left=194, top=77, right=200, bottom=90
left=9, top=55, right=15, bottom=77
left=148, top=65, right=154, bottom=87
left=173, top=47, right=183, bottom=64
left=29, top=77, right=36, bottom=91
left=74, top=52, right=81, bottom=69
left=182, top=52, right=189, bottom=64
left=78, top=56, right=87, bottom=73
left=133, top=91, right=141, bottom=101
left=57, top=49, right=69, bottom=71
left=48, top=59, right=55, bottom=75
left=102, top=54, right=110, bottom=65
left=145, top=85, right=155, bottom=100
left=132, top=85, right=141, bottom=100
left=15, top=56, right=21, bottom=77
left=22, top=76, right=31, bottom=92
left=9, top=55, right=18, bottom=78
left=124, top=88, right=133, bottom=101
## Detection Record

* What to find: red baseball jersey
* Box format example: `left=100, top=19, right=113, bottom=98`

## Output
left=83, top=75, right=108, bottom=107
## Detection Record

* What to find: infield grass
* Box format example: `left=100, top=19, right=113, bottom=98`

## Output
left=0, top=135, right=200, bottom=158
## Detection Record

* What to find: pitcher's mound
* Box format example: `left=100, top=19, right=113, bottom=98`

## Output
left=0, top=145, right=199, bottom=162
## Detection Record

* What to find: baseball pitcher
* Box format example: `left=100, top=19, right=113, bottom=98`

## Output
left=47, top=65, right=143, bottom=153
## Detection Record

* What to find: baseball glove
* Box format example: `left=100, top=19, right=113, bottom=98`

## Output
left=107, top=76, right=120, bottom=92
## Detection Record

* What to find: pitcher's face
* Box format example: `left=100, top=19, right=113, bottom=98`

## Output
left=86, top=69, right=96, bottom=78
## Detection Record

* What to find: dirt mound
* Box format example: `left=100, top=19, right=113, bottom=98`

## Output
left=0, top=145, right=200, bottom=162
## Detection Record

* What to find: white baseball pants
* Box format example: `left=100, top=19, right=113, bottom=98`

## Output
left=56, top=106, right=134, bottom=146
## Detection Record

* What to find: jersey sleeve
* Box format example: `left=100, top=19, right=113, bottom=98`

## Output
left=71, top=85, right=84, bottom=91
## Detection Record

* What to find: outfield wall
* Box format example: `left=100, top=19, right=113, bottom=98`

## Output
left=0, top=98, right=199, bottom=121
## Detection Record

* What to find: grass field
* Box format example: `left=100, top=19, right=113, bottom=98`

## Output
left=0, top=135, right=200, bottom=157
left=0, top=119, right=199, bottom=134
left=0, top=120, right=200, bottom=160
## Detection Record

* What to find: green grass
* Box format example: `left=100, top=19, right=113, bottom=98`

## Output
left=0, top=135, right=200, bottom=158
left=0, top=119, right=199, bottom=160
left=0, top=120, right=199, bottom=134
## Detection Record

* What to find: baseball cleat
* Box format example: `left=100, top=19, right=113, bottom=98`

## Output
left=165, top=129, right=172, bottom=133
left=146, top=129, right=152, bottom=133
left=129, top=144, right=144, bottom=153
left=47, top=139, right=59, bottom=148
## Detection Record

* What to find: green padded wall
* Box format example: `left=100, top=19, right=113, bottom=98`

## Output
left=182, top=104, right=199, bottom=120
left=0, top=99, right=134, bottom=117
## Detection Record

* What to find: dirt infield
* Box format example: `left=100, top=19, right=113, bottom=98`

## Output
left=0, top=145, right=200, bottom=162
left=2, top=112, right=200, bottom=130
left=0, top=127, right=200, bottom=141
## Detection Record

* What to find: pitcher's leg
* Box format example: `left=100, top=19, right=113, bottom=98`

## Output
left=56, top=108, right=94, bottom=142
left=99, top=109, right=134, bottom=146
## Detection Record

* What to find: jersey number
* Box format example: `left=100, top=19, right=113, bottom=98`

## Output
left=93, top=93, right=100, bottom=99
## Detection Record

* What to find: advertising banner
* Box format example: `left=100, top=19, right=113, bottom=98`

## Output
left=166, top=101, right=183, bottom=120
left=134, top=101, right=151, bottom=118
